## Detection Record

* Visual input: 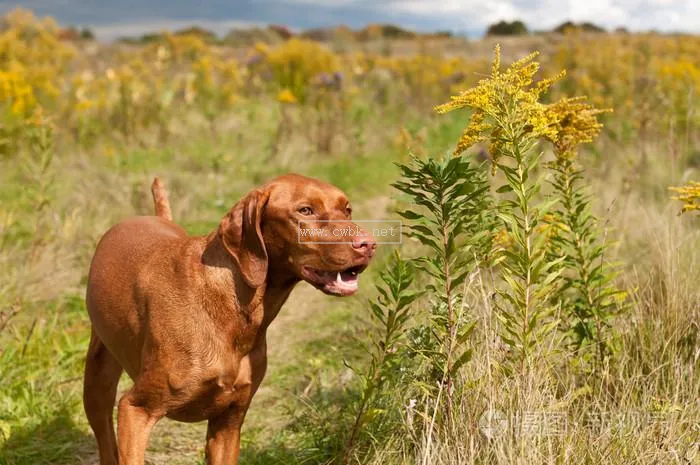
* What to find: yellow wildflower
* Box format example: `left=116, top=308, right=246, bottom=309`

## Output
left=0, top=65, right=36, bottom=117
left=253, top=41, right=271, bottom=56
left=544, top=97, right=610, bottom=159
left=266, top=39, right=339, bottom=103
left=536, top=213, right=569, bottom=238
left=494, top=227, right=514, bottom=250
left=454, top=110, right=489, bottom=156
left=435, top=44, right=565, bottom=161
left=669, top=181, right=700, bottom=214
left=277, top=89, right=298, bottom=104
left=25, top=106, right=50, bottom=128
left=76, top=99, right=94, bottom=112
left=0, top=8, right=75, bottom=110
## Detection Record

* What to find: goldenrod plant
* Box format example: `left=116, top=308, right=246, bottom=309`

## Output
left=0, top=8, right=74, bottom=108
left=670, top=181, right=700, bottom=214
left=192, top=55, right=240, bottom=135
left=436, top=46, right=565, bottom=378
left=392, top=154, right=492, bottom=423
left=264, top=38, right=339, bottom=104
left=343, top=252, right=421, bottom=465
left=544, top=98, right=626, bottom=370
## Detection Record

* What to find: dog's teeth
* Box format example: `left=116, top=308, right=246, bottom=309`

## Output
left=336, top=272, right=342, bottom=283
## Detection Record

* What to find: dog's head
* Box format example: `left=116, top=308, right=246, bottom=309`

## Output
left=218, top=174, right=376, bottom=296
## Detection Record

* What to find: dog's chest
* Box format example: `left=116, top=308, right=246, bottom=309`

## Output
left=166, top=353, right=254, bottom=422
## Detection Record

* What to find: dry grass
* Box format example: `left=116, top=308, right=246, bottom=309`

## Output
left=1, top=23, right=698, bottom=464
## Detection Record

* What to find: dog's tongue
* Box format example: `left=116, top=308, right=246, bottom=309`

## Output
left=304, top=267, right=361, bottom=296
left=328, top=270, right=358, bottom=294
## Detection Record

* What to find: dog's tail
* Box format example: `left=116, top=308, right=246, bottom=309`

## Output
left=151, top=177, right=173, bottom=221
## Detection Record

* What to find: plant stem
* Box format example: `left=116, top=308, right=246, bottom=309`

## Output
left=441, top=213, right=455, bottom=425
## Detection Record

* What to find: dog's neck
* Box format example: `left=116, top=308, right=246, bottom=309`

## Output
left=201, top=232, right=299, bottom=335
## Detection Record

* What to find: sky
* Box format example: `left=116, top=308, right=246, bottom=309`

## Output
left=1, top=0, right=698, bottom=39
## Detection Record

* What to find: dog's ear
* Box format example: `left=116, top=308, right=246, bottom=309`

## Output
left=218, top=189, right=270, bottom=288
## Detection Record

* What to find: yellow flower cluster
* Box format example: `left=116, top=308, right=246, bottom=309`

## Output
left=434, top=44, right=615, bottom=170
left=277, top=89, right=298, bottom=104
left=192, top=55, right=240, bottom=107
left=669, top=181, right=700, bottom=214
left=544, top=97, right=610, bottom=159
left=0, top=8, right=73, bottom=118
left=549, top=34, right=700, bottom=140
left=373, top=53, right=484, bottom=106
left=63, top=30, right=240, bottom=139
left=0, top=64, right=36, bottom=116
left=160, top=32, right=208, bottom=62
left=264, top=38, right=339, bottom=103
left=435, top=44, right=565, bottom=160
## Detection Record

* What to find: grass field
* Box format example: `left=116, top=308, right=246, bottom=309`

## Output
left=0, top=8, right=699, bottom=465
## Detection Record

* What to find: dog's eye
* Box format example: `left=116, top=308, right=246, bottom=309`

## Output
left=345, top=206, right=352, bottom=217
left=298, top=206, right=314, bottom=216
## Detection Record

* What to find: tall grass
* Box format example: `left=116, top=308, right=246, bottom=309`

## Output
left=333, top=46, right=700, bottom=465
left=0, top=9, right=698, bottom=464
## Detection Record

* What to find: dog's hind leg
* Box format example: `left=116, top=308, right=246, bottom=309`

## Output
left=83, top=329, right=123, bottom=465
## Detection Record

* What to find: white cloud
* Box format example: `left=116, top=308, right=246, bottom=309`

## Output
left=389, top=0, right=700, bottom=32
left=280, top=0, right=362, bottom=4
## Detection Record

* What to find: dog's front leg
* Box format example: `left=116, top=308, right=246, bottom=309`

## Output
left=206, top=345, right=268, bottom=464
left=117, top=391, right=162, bottom=465
left=205, top=404, right=249, bottom=465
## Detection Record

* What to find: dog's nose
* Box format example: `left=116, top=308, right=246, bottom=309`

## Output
left=352, top=233, right=377, bottom=257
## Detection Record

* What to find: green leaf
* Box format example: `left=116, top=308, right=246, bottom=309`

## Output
left=450, top=348, right=473, bottom=374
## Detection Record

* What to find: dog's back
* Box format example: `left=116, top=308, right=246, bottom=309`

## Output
left=87, top=215, right=187, bottom=375
left=86, top=177, right=184, bottom=377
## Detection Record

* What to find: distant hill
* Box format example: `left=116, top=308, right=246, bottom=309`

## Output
left=300, top=25, right=356, bottom=42
left=358, top=23, right=416, bottom=40
left=222, top=26, right=289, bottom=46
left=172, top=26, right=218, bottom=42
left=118, top=26, right=219, bottom=44
left=58, top=26, right=95, bottom=41
left=486, top=20, right=529, bottom=36
left=553, top=21, right=607, bottom=34
left=117, top=22, right=451, bottom=45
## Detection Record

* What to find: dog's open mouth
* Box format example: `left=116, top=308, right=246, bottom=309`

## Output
left=301, top=264, right=368, bottom=296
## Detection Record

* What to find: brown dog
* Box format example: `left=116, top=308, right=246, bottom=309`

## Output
left=83, top=174, right=376, bottom=465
